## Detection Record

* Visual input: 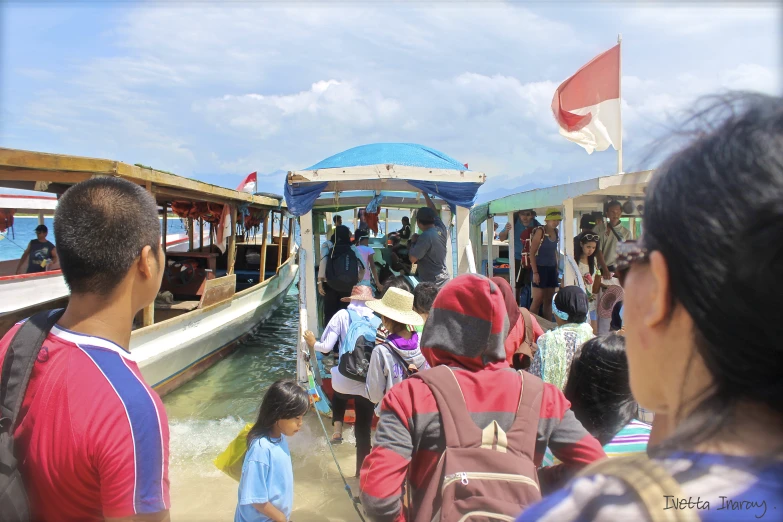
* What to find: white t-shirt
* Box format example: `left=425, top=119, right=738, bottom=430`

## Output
left=579, top=261, right=597, bottom=312
left=356, top=245, right=375, bottom=282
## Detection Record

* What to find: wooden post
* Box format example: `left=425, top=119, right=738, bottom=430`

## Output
left=300, top=211, right=318, bottom=336
left=442, top=206, right=453, bottom=278
left=210, top=222, right=214, bottom=250
left=38, top=212, right=45, bottom=226
left=259, top=211, right=270, bottom=282
left=142, top=184, right=156, bottom=327
left=384, top=209, right=389, bottom=236
left=455, top=206, right=471, bottom=275
left=508, top=211, right=516, bottom=296
left=276, top=211, right=284, bottom=268
left=162, top=203, right=168, bottom=253
left=353, top=208, right=358, bottom=231
left=563, top=198, right=575, bottom=287
left=288, top=217, right=295, bottom=260
left=199, top=218, right=204, bottom=252
left=188, top=217, right=194, bottom=251
left=487, top=216, right=494, bottom=277
left=227, top=206, right=238, bottom=276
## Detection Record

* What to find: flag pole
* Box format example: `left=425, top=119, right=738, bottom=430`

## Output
left=617, top=33, right=623, bottom=174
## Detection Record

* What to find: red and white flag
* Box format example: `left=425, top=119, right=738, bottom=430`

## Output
left=237, top=172, right=257, bottom=194
left=551, top=44, right=621, bottom=154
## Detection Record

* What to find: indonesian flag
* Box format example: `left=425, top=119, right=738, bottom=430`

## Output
left=552, top=44, right=621, bottom=154
left=237, top=172, right=257, bottom=194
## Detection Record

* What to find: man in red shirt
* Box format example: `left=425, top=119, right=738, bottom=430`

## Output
left=0, top=177, right=170, bottom=521
left=359, top=274, right=606, bottom=521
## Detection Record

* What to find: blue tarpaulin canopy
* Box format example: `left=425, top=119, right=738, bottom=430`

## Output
left=284, top=143, right=482, bottom=216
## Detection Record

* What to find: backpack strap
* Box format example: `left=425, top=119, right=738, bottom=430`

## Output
left=505, top=371, right=544, bottom=459
left=413, top=366, right=483, bottom=448
left=576, top=454, right=699, bottom=522
left=0, top=309, right=65, bottom=433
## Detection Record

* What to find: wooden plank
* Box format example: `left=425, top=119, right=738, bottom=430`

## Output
left=487, top=216, right=494, bottom=277
left=259, top=211, right=269, bottom=282
left=199, top=218, right=204, bottom=252
left=455, top=206, right=470, bottom=275
left=276, top=211, right=284, bottom=268
left=199, top=274, right=236, bottom=308
left=227, top=207, right=238, bottom=276
left=0, top=170, right=92, bottom=184
left=288, top=164, right=486, bottom=184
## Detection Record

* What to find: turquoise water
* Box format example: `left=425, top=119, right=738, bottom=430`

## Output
left=163, top=289, right=360, bottom=521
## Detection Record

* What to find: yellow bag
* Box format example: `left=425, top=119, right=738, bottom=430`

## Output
left=213, top=423, right=254, bottom=482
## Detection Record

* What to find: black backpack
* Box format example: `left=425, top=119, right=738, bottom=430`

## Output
left=325, top=249, right=360, bottom=292
left=0, top=309, right=64, bottom=522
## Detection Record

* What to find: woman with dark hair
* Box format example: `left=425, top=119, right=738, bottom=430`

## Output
left=519, top=94, right=783, bottom=521
left=321, top=225, right=364, bottom=325
left=491, top=276, right=544, bottom=369
left=529, top=286, right=593, bottom=390
left=575, top=232, right=601, bottom=333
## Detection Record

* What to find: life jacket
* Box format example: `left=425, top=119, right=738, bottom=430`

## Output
left=409, top=367, right=544, bottom=522
left=337, top=311, right=382, bottom=382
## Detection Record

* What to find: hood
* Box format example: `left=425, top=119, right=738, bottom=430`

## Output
left=421, top=274, right=510, bottom=372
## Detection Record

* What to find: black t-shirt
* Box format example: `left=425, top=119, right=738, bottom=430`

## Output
left=398, top=224, right=411, bottom=240
left=27, top=240, right=55, bottom=273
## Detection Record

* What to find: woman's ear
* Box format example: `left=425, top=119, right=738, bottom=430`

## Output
left=645, top=251, right=672, bottom=328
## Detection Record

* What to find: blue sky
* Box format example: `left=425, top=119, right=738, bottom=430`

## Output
left=1, top=2, right=780, bottom=203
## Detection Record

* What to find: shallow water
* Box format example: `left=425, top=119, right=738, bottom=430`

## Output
left=163, top=289, right=364, bottom=521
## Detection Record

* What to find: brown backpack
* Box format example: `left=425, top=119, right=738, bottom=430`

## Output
left=513, top=308, right=538, bottom=370
left=409, top=366, right=544, bottom=522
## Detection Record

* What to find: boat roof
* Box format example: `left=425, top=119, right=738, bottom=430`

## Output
left=472, top=170, right=653, bottom=224
left=285, top=143, right=485, bottom=215
left=0, top=194, right=58, bottom=214
left=0, top=148, right=284, bottom=210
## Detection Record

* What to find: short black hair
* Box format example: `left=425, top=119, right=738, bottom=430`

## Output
left=413, top=282, right=439, bottom=314
left=54, top=177, right=160, bottom=295
left=35, top=225, right=48, bottom=233
left=606, top=200, right=622, bottom=211
left=416, top=207, right=437, bottom=226
left=402, top=216, right=410, bottom=224
left=383, top=275, right=412, bottom=294
left=563, top=334, right=636, bottom=445
left=333, top=215, right=342, bottom=224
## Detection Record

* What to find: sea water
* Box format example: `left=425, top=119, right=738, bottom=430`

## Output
left=163, top=289, right=363, bottom=521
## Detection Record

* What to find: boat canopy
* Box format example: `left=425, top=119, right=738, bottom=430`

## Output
left=469, top=169, right=653, bottom=297
left=284, top=143, right=485, bottom=216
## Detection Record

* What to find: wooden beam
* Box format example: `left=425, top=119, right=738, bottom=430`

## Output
left=288, top=165, right=486, bottom=184
left=143, top=183, right=156, bottom=327
left=162, top=203, right=168, bottom=254
left=487, top=216, right=494, bottom=277
left=188, top=217, right=194, bottom=251
left=0, top=147, right=283, bottom=208
left=455, top=206, right=470, bottom=275
left=259, top=211, right=269, bottom=282
left=227, top=206, right=238, bottom=276
left=508, top=212, right=517, bottom=296
left=276, top=211, right=284, bottom=268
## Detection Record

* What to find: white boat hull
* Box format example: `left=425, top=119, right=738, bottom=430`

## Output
left=130, top=259, right=298, bottom=396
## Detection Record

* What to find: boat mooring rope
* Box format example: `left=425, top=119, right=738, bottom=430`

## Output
left=310, top=396, right=368, bottom=522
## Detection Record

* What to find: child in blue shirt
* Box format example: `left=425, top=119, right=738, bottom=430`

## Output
left=235, top=380, right=310, bottom=522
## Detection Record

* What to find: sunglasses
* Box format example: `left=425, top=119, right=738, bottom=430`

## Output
left=581, top=233, right=599, bottom=243
left=615, top=240, right=649, bottom=286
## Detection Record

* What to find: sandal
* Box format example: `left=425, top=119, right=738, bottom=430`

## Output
left=331, top=435, right=343, bottom=445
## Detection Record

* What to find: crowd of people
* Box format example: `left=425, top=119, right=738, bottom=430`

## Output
left=1, top=93, right=781, bottom=522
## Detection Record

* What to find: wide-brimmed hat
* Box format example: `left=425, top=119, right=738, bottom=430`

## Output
left=545, top=208, right=563, bottom=222
left=340, top=285, right=375, bottom=302
left=366, top=287, right=424, bottom=326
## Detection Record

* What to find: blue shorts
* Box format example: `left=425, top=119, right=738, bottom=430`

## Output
left=533, top=265, right=559, bottom=289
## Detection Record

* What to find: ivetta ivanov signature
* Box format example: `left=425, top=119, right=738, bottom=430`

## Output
left=664, top=496, right=771, bottom=519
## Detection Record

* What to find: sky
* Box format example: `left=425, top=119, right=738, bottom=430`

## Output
left=1, top=1, right=780, bottom=203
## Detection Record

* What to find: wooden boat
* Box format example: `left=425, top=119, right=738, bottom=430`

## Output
left=286, top=143, right=485, bottom=418
left=0, top=147, right=299, bottom=395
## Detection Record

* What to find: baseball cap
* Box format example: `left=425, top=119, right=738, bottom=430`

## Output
left=580, top=214, right=597, bottom=229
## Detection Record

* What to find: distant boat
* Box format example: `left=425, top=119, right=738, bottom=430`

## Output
left=0, top=147, right=299, bottom=395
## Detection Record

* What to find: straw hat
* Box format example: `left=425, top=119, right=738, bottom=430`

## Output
left=340, top=285, right=375, bottom=303
left=366, top=288, right=424, bottom=326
